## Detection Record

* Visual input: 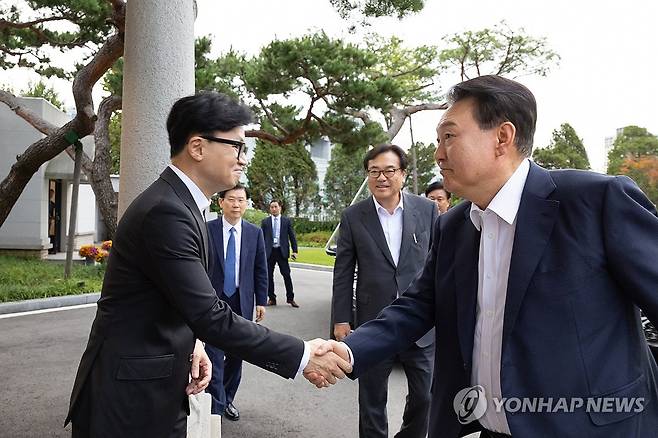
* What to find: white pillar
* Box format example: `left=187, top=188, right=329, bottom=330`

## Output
left=118, top=0, right=196, bottom=218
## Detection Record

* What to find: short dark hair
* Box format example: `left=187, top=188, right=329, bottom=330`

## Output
left=219, top=183, right=249, bottom=199
left=166, top=91, right=253, bottom=157
left=362, top=144, right=409, bottom=171
left=424, top=181, right=451, bottom=199
left=448, top=75, right=537, bottom=157
left=269, top=200, right=281, bottom=207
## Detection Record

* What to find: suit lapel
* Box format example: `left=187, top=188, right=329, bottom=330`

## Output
left=239, top=220, right=248, bottom=288
left=210, top=218, right=225, bottom=273
left=502, top=164, right=559, bottom=354
left=399, top=193, right=417, bottom=263
left=360, top=197, right=396, bottom=267
left=160, top=167, right=209, bottom=270
left=454, top=208, right=480, bottom=369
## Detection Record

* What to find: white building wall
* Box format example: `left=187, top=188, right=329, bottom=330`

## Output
left=0, top=97, right=99, bottom=252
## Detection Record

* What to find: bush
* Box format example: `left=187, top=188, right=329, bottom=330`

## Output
left=242, top=208, right=269, bottom=226
left=297, top=231, right=332, bottom=247
left=291, top=218, right=338, bottom=234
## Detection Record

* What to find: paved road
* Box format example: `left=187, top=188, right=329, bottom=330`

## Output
left=0, top=268, right=416, bottom=437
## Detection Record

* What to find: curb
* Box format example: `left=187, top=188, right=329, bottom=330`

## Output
left=0, top=264, right=332, bottom=315
left=289, top=262, right=333, bottom=272
left=0, top=292, right=100, bottom=315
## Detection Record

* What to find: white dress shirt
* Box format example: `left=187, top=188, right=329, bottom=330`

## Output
left=469, top=159, right=530, bottom=434
left=222, top=217, right=241, bottom=287
left=271, top=215, right=281, bottom=247
left=168, top=164, right=211, bottom=214
left=372, top=193, right=404, bottom=267
left=168, top=164, right=310, bottom=376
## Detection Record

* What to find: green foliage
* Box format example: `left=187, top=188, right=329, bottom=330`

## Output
left=532, top=123, right=590, bottom=170
left=109, top=111, right=122, bottom=174
left=0, top=0, right=114, bottom=78
left=607, top=126, right=658, bottom=175
left=440, top=21, right=559, bottom=80
left=209, top=31, right=438, bottom=149
left=292, top=218, right=338, bottom=234
left=20, top=79, right=64, bottom=110
left=330, top=0, right=425, bottom=18
left=242, top=208, right=269, bottom=226
left=407, top=141, right=438, bottom=192
left=0, top=255, right=105, bottom=302
left=102, top=58, right=123, bottom=96
left=246, top=141, right=319, bottom=216
left=293, top=247, right=335, bottom=266
left=323, top=143, right=369, bottom=220
left=297, top=231, right=333, bottom=247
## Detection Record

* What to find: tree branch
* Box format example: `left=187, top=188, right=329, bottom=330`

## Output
left=386, top=102, right=448, bottom=139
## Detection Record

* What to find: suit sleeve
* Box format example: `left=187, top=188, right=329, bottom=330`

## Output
left=332, top=210, right=357, bottom=325
left=254, top=228, right=268, bottom=306
left=288, top=218, right=298, bottom=253
left=142, top=200, right=303, bottom=378
left=344, top=216, right=440, bottom=377
left=603, top=176, right=658, bottom=326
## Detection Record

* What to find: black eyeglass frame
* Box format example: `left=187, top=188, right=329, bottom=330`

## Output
left=199, top=135, right=246, bottom=156
left=366, top=168, right=401, bottom=179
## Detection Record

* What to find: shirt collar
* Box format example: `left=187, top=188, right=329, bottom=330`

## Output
left=373, top=192, right=404, bottom=215
left=469, top=159, right=530, bottom=230
left=222, top=216, right=242, bottom=233
left=168, top=164, right=211, bottom=213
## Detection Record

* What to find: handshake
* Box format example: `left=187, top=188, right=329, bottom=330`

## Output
left=302, top=339, right=352, bottom=388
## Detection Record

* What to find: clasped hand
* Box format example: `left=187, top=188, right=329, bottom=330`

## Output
left=302, top=339, right=351, bottom=389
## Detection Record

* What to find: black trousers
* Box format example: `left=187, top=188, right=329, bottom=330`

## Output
left=358, top=342, right=434, bottom=438
left=267, top=247, right=294, bottom=301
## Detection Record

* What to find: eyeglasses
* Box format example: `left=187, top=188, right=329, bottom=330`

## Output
left=367, top=168, right=401, bottom=179
left=199, top=135, right=246, bottom=157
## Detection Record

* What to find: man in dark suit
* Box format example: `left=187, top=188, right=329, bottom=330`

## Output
left=332, top=144, right=438, bottom=438
left=261, top=200, right=299, bottom=307
left=66, top=92, right=351, bottom=437
left=424, top=180, right=451, bottom=214
left=206, top=183, right=268, bottom=422
left=317, top=75, right=658, bottom=437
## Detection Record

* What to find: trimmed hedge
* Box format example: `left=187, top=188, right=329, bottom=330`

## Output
left=291, top=218, right=338, bottom=234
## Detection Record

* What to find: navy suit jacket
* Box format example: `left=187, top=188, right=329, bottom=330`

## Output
left=261, top=215, right=298, bottom=259
left=345, top=163, right=658, bottom=437
left=207, top=218, right=268, bottom=321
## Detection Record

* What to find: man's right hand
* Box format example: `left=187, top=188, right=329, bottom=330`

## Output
left=333, top=323, right=352, bottom=341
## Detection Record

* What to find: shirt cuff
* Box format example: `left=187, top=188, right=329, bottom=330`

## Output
left=295, top=341, right=311, bottom=377
left=341, top=341, right=355, bottom=366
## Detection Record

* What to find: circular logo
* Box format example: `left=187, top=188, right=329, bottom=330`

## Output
left=453, top=385, right=487, bottom=424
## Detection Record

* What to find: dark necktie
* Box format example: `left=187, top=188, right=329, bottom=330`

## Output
left=224, top=227, right=237, bottom=297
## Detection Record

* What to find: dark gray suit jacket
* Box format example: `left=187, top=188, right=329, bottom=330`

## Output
left=66, top=167, right=303, bottom=437
left=332, top=192, right=437, bottom=347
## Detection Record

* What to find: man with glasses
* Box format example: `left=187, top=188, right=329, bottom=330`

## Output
left=206, top=184, right=268, bottom=422
left=331, top=144, right=438, bottom=438
left=66, top=92, right=351, bottom=437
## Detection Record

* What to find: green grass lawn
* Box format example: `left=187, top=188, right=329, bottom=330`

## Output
left=294, top=247, right=335, bottom=267
left=0, top=255, right=106, bottom=303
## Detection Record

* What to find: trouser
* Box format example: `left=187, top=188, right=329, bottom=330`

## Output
left=267, top=247, right=294, bottom=301
left=358, top=342, right=434, bottom=438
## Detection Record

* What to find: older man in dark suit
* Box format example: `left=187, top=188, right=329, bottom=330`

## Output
left=66, top=92, right=351, bottom=437
left=206, top=183, right=268, bottom=421
left=318, top=75, right=658, bottom=438
left=332, top=144, right=438, bottom=438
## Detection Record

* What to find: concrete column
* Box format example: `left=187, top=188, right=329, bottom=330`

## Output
left=118, top=0, right=196, bottom=218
